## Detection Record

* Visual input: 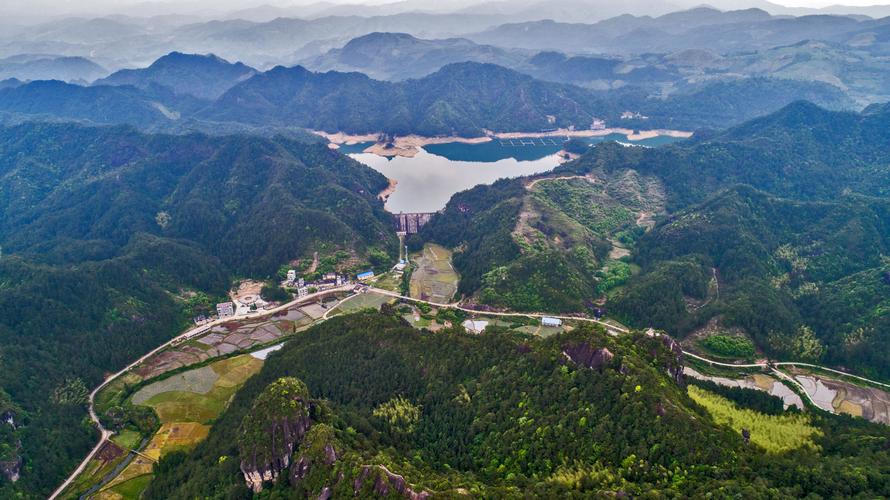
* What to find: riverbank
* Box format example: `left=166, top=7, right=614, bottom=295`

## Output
left=378, top=178, right=398, bottom=202
left=314, top=128, right=694, bottom=158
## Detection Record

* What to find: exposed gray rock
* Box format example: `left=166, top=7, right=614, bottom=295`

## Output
left=562, top=342, right=614, bottom=372
left=660, top=335, right=686, bottom=387
left=354, top=465, right=432, bottom=499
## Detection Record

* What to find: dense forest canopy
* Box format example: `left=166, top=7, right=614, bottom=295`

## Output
left=146, top=311, right=890, bottom=498
left=0, top=123, right=397, bottom=497
left=0, top=56, right=856, bottom=136
left=418, top=102, right=890, bottom=378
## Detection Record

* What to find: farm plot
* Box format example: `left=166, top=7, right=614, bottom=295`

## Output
left=98, top=355, right=263, bottom=498
left=409, top=244, right=459, bottom=304
left=328, top=292, right=393, bottom=316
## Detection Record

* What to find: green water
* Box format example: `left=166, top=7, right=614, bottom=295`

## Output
left=424, top=133, right=683, bottom=162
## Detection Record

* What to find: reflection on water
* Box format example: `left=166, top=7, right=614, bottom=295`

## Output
left=425, top=133, right=680, bottom=162
left=350, top=148, right=562, bottom=213
left=349, top=135, right=685, bottom=213
left=684, top=367, right=805, bottom=410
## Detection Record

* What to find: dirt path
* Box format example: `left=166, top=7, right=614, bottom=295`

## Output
left=306, top=252, right=319, bottom=274
left=525, top=175, right=590, bottom=190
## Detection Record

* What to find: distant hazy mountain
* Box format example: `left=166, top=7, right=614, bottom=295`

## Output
left=0, top=54, right=107, bottom=82
left=0, top=78, right=21, bottom=90
left=301, top=32, right=528, bottom=81
left=96, top=52, right=256, bottom=99
left=467, top=8, right=873, bottom=54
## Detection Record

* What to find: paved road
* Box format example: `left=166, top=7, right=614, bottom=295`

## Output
left=54, top=284, right=888, bottom=497
left=367, top=287, right=629, bottom=334
left=49, top=285, right=352, bottom=500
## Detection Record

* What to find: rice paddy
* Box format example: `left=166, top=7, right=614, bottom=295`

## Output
left=95, top=354, right=263, bottom=498
left=330, top=292, right=393, bottom=316
left=688, top=385, right=821, bottom=453
left=409, top=243, right=459, bottom=304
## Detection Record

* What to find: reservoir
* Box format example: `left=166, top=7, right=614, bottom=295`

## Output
left=347, top=134, right=684, bottom=213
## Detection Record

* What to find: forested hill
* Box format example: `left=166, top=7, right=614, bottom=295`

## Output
left=145, top=311, right=890, bottom=498
left=0, top=123, right=397, bottom=498
left=417, top=102, right=890, bottom=379
left=204, top=62, right=602, bottom=136
left=95, top=52, right=258, bottom=100
left=557, top=100, right=890, bottom=209
left=0, top=54, right=855, bottom=136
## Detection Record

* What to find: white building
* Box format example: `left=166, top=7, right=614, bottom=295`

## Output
left=541, top=317, right=562, bottom=327
left=286, top=270, right=297, bottom=282
left=297, top=287, right=309, bottom=297
left=216, top=302, right=235, bottom=318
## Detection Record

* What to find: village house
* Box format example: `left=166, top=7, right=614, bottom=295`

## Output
left=541, top=317, right=562, bottom=327
left=216, top=302, right=235, bottom=318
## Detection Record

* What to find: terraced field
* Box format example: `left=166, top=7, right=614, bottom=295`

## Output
left=94, top=355, right=264, bottom=499
left=409, top=243, right=459, bottom=303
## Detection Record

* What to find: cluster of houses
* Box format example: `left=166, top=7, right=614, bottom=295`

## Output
left=196, top=268, right=378, bottom=325
left=283, top=268, right=376, bottom=297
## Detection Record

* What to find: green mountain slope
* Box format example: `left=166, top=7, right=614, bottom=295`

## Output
left=95, top=52, right=257, bottom=100
left=145, top=311, right=890, bottom=498
left=0, top=123, right=397, bottom=498
left=416, top=102, right=890, bottom=377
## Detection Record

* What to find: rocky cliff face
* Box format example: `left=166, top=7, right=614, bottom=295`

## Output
left=0, top=410, right=22, bottom=483
left=354, top=465, right=432, bottom=499
left=659, top=334, right=686, bottom=387
left=562, top=341, right=615, bottom=372
left=238, top=377, right=314, bottom=492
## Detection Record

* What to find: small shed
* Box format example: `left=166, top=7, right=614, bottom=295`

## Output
left=541, top=317, right=562, bottom=327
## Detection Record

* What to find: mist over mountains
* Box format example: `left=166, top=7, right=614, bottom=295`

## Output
left=2, top=1, right=890, bottom=499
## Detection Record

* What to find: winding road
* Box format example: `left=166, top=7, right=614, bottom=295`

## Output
left=52, top=284, right=888, bottom=498
left=48, top=285, right=352, bottom=500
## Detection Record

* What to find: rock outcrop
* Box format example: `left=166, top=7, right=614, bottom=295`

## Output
left=354, top=465, right=432, bottom=499
left=563, top=342, right=614, bottom=372
left=0, top=408, right=23, bottom=483
left=661, top=335, right=685, bottom=386
left=289, top=424, right=339, bottom=494
left=239, top=377, right=314, bottom=492
left=656, top=334, right=685, bottom=387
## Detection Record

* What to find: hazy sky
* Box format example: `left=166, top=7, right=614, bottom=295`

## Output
left=4, top=0, right=890, bottom=19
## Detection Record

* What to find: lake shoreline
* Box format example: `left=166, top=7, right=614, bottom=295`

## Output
left=315, top=128, right=693, bottom=158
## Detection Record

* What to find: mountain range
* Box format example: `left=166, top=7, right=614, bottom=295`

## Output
left=3, top=6, right=890, bottom=71
left=96, top=52, right=257, bottom=100
left=0, top=52, right=857, bottom=135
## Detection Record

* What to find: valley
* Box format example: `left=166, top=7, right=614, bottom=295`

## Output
left=56, top=261, right=890, bottom=497
left=1, top=1, right=890, bottom=498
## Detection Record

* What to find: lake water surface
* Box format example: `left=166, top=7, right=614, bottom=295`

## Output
left=348, top=134, right=684, bottom=213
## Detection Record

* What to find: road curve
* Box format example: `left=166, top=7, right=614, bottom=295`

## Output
left=49, top=286, right=353, bottom=500
left=54, top=285, right=888, bottom=497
